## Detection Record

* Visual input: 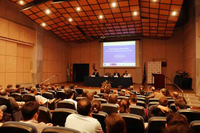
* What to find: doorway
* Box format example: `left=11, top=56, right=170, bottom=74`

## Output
left=73, top=64, right=89, bottom=82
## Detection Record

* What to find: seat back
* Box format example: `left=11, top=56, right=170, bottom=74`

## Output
left=48, top=90, right=56, bottom=96
left=137, top=97, right=146, bottom=103
left=148, top=98, right=159, bottom=103
left=94, top=95, right=100, bottom=98
left=118, top=96, right=128, bottom=100
left=10, top=93, right=22, bottom=101
left=57, top=100, right=75, bottom=110
left=101, top=103, right=118, bottom=115
left=0, top=121, right=37, bottom=133
left=56, top=91, right=66, bottom=100
left=42, top=92, right=54, bottom=99
left=92, top=111, right=108, bottom=133
left=190, top=120, right=200, bottom=133
left=178, top=109, right=200, bottom=123
left=38, top=106, right=52, bottom=123
left=0, top=96, right=15, bottom=113
left=75, top=97, right=86, bottom=102
left=21, top=91, right=29, bottom=95
left=148, top=117, right=166, bottom=133
left=120, top=113, right=145, bottom=133
left=137, top=101, right=146, bottom=108
left=42, top=126, right=80, bottom=133
left=129, top=105, right=146, bottom=120
left=168, top=99, right=174, bottom=106
left=148, top=102, right=159, bottom=107
left=22, top=94, right=35, bottom=102
left=75, top=88, right=83, bottom=95
left=169, top=103, right=177, bottom=112
left=94, top=98, right=107, bottom=103
left=52, top=108, right=77, bottom=126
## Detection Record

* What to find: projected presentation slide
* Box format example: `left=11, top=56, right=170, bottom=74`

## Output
left=103, top=41, right=136, bottom=67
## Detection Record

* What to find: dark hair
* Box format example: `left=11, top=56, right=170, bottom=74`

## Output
left=61, top=85, right=65, bottom=89
left=159, top=97, right=168, bottom=106
left=22, top=101, right=39, bottom=121
left=15, top=84, right=20, bottom=88
left=77, top=98, right=91, bottom=116
left=119, top=99, right=129, bottom=113
left=165, top=125, right=194, bottom=133
left=86, top=92, right=94, bottom=101
left=0, top=89, right=7, bottom=96
left=7, top=84, right=12, bottom=88
left=35, top=84, right=40, bottom=88
left=105, top=113, right=126, bottom=133
left=82, top=90, right=89, bottom=97
left=129, top=94, right=137, bottom=104
left=105, top=88, right=111, bottom=94
left=92, top=100, right=102, bottom=113
left=109, top=94, right=118, bottom=104
left=30, top=88, right=37, bottom=93
left=175, top=98, right=186, bottom=109
left=166, top=113, right=188, bottom=127
left=64, top=88, right=74, bottom=99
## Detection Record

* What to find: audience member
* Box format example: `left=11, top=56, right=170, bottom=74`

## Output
left=138, top=86, right=145, bottom=95
left=92, top=100, right=102, bottom=113
left=105, top=113, right=126, bottom=133
left=161, top=88, right=171, bottom=97
left=172, top=91, right=179, bottom=100
left=117, top=86, right=122, bottom=92
left=82, top=90, right=89, bottom=97
left=0, top=108, right=12, bottom=126
left=92, top=69, right=99, bottom=77
left=65, top=98, right=102, bottom=133
left=174, top=98, right=187, bottom=110
left=122, top=70, right=130, bottom=77
left=147, top=89, right=165, bottom=99
left=108, top=94, right=118, bottom=106
left=6, top=84, right=14, bottom=93
left=118, top=99, right=129, bottom=113
left=0, top=85, right=3, bottom=91
left=113, top=70, right=120, bottom=77
left=148, top=97, right=172, bottom=117
left=166, top=113, right=188, bottom=128
left=63, top=88, right=77, bottom=110
left=164, top=125, right=195, bottom=133
left=86, top=92, right=94, bottom=102
left=21, top=101, right=52, bottom=133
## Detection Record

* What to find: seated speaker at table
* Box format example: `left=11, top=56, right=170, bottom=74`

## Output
left=91, top=69, right=99, bottom=77
left=113, top=70, right=120, bottom=77
left=122, top=70, right=131, bottom=78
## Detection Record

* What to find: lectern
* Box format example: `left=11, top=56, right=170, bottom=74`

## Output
left=152, top=74, right=165, bottom=90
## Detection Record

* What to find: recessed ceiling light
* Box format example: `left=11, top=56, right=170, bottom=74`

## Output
left=45, top=9, right=51, bottom=14
left=99, top=15, right=103, bottom=19
left=152, top=0, right=157, bottom=2
left=41, top=23, right=46, bottom=27
left=69, top=18, right=73, bottom=22
left=133, top=11, right=138, bottom=16
left=172, top=11, right=177, bottom=16
left=19, top=0, right=24, bottom=5
left=77, top=7, right=81, bottom=11
left=112, top=2, right=116, bottom=7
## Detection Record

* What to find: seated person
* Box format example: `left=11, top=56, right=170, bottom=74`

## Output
left=148, top=96, right=172, bottom=118
left=62, top=88, right=77, bottom=110
left=104, top=72, right=111, bottom=77
left=161, top=88, right=171, bottom=97
left=86, top=92, right=94, bottom=102
left=105, top=113, right=126, bottom=133
left=164, top=125, right=195, bottom=133
left=6, top=84, right=14, bottom=93
left=108, top=94, right=119, bottom=107
left=92, top=100, right=102, bottom=113
left=122, top=70, right=131, bottom=77
left=92, top=69, right=99, bottom=77
left=174, top=98, right=188, bottom=110
left=118, top=99, right=129, bottom=113
left=21, top=101, right=52, bottom=133
left=0, top=89, right=19, bottom=110
left=172, top=92, right=179, bottom=100
left=65, top=98, right=102, bottom=133
left=0, top=107, right=12, bottom=126
left=147, top=89, right=166, bottom=99
left=113, top=70, right=120, bottom=77
left=138, top=86, right=146, bottom=96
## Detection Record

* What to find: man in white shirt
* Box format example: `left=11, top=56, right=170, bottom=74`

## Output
left=62, top=88, right=77, bottom=110
left=65, top=98, right=102, bottom=133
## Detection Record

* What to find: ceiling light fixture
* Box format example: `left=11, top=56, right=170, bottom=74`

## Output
left=99, top=15, right=103, bottom=19
left=172, top=11, right=177, bottom=16
left=41, top=23, right=46, bottom=27
left=19, top=0, right=24, bottom=5
left=45, top=9, right=51, bottom=14
left=77, top=7, right=81, bottom=11
left=133, top=11, right=138, bottom=16
left=69, top=18, right=73, bottom=22
left=112, top=2, right=116, bottom=7
left=152, top=0, right=157, bottom=2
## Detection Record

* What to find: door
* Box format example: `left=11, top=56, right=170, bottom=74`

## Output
left=73, top=64, right=89, bottom=82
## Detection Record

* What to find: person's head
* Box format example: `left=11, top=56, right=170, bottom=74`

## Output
left=172, top=92, right=179, bottom=99
left=0, top=109, right=3, bottom=120
left=129, top=94, right=137, bottom=105
left=151, top=86, right=155, bottom=92
left=105, top=88, right=111, bottom=94
left=119, top=99, right=129, bottom=113
left=86, top=92, right=94, bottom=102
left=102, top=93, right=109, bottom=100
left=21, top=101, right=40, bottom=121
left=94, top=69, right=97, bottom=72
left=77, top=98, right=91, bottom=116
left=117, top=86, right=122, bottom=92
left=30, top=87, right=37, bottom=94
left=159, top=96, right=168, bottom=107
left=7, top=84, right=12, bottom=89
left=124, top=70, right=127, bottom=73
left=61, top=85, right=65, bottom=89
left=0, top=89, right=8, bottom=96
left=82, top=90, right=89, bottom=97
left=164, top=125, right=194, bottom=133
left=109, top=94, right=118, bottom=104
left=15, top=84, right=20, bottom=89
left=166, top=113, right=188, bottom=128
left=105, top=113, right=126, bottom=133
left=64, top=88, right=74, bottom=99
left=92, top=100, right=102, bottom=113
left=175, top=98, right=186, bottom=110
left=35, top=84, right=40, bottom=88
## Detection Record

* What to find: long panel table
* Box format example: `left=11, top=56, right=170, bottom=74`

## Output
left=84, top=76, right=133, bottom=88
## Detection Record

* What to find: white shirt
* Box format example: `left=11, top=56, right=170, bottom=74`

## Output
left=65, top=114, right=102, bottom=133
left=35, top=95, right=48, bottom=105
left=63, top=99, right=77, bottom=110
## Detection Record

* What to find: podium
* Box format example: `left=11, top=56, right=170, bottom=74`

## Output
left=153, top=74, right=165, bottom=90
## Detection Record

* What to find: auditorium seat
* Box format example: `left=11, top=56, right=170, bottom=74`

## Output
left=76, top=97, right=86, bottom=102
left=167, top=97, right=173, bottom=99
left=42, top=92, right=54, bottom=99
left=92, top=111, right=108, bottom=133
left=147, top=117, right=166, bottom=133
left=137, top=101, right=146, bottom=108
left=118, top=96, right=128, bottom=100
left=101, top=103, right=118, bottom=115
left=137, top=95, right=146, bottom=98
left=131, top=90, right=137, bottom=95
left=168, top=99, right=174, bottom=106
left=94, top=95, right=100, bottom=98
left=42, top=126, right=80, bottom=133
left=75, top=88, right=83, bottom=95
left=22, top=94, right=35, bottom=102
left=38, top=106, right=52, bottom=123
left=21, top=91, right=29, bottom=95
left=10, top=93, right=22, bottom=101
left=190, top=120, right=200, bottom=133
left=129, top=105, right=146, bottom=121
left=56, top=91, right=65, bottom=100
left=169, top=103, right=177, bottom=112
left=178, top=109, right=200, bottom=123
left=94, top=98, right=107, bottom=103
left=0, top=121, right=37, bottom=133
left=48, top=90, right=56, bottom=96
left=148, top=102, right=159, bottom=107
left=52, top=108, right=77, bottom=126
left=148, top=98, right=159, bottom=103
left=56, top=101, right=76, bottom=110
left=125, top=94, right=130, bottom=97
left=120, top=113, right=145, bottom=133
left=137, top=97, right=146, bottom=103
left=97, top=93, right=104, bottom=98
